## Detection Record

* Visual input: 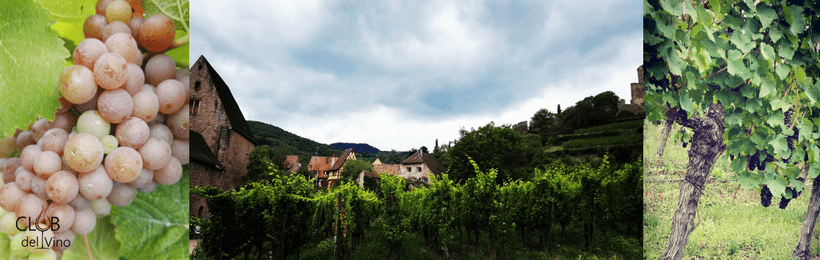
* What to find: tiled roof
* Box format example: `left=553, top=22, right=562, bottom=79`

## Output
left=190, top=130, right=223, bottom=170
left=195, top=56, right=257, bottom=145
left=309, top=156, right=336, bottom=179
left=329, top=148, right=354, bottom=171
left=401, top=151, right=445, bottom=175
left=373, top=164, right=400, bottom=175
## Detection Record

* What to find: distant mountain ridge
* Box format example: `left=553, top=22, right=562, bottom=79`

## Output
left=330, top=143, right=381, bottom=153
left=246, top=121, right=342, bottom=161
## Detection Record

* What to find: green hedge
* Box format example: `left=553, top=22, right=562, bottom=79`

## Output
left=562, top=133, right=642, bottom=150
left=574, top=119, right=643, bottom=134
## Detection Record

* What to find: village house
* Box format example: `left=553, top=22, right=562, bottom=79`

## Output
left=358, top=150, right=445, bottom=189
left=283, top=155, right=301, bottom=174
left=309, top=155, right=336, bottom=188
left=189, top=55, right=257, bottom=220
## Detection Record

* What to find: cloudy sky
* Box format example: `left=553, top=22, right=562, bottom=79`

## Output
left=191, top=0, right=642, bottom=151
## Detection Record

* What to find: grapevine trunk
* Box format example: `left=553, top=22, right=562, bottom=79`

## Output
left=792, top=177, right=820, bottom=259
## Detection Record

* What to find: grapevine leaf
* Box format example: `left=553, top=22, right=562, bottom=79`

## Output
left=707, top=0, right=721, bottom=15
left=112, top=173, right=189, bottom=259
left=794, top=66, right=806, bottom=85
left=765, top=110, right=784, bottom=128
left=143, top=0, right=190, bottom=33
left=0, top=0, right=71, bottom=138
left=778, top=40, right=795, bottom=60
left=806, top=83, right=820, bottom=106
left=756, top=4, right=777, bottom=30
left=811, top=162, right=820, bottom=179
left=769, top=98, right=790, bottom=112
left=660, top=0, right=683, bottom=16
left=62, top=216, right=121, bottom=260
left=770, top=27, right=783, bottom=43
left=787, top=6, right=805, bottom=36
left=768, top=174, right=789, bottom=198
left=770, top=134, right=789, bottom=156
left=34, top=0, right=97, bottom=48
left=726, top=49, right=750, bottom=78
left=760, top=43, right=775, bottom=64
left=792, top=177, right=805, bottom=194
left=759, top=75, right=775, bottom=98
left=730, top=30, right=755, bottom=54
left=775, top=64, right=790, bottom=80
left=680, top=93, right=696, bottom=115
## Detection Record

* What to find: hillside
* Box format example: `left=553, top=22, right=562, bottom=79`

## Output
left=330, top=143, right=380, bottom=153
left=247, top=121, right=342, bottom=164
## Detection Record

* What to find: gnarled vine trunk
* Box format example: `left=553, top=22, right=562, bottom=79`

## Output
left=792, top=176, right=820, bottom=259
left=663, top=102, right=726, bottom=260
left=656, top=119, right=674, bottom=160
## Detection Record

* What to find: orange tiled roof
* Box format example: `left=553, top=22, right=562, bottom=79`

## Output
left=373, top=164, right=401, bottom=175
left=309, top=156, right=336, bottom=179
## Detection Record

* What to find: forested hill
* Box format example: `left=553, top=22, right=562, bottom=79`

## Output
left=247, top=121, right=342, bottom=158
left=330, top=143, right=380, bottom=153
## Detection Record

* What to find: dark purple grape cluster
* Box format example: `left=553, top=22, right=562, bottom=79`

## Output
left=779, top=187, right=798, bottom=209
left=785, top=107, right=794, bottom=126
left=748, top=151, right=759, bottom=171
left=761, top=185, right=773, bottom=207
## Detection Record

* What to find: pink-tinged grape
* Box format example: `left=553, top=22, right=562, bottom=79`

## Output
left=167, top=104, right=189, bottom=139
left=154, top=156, right=181, bottom=185
left=95, top=0, right=114, bottom=15
left=133, top=49, right=144, bottom=66
left=78, top=166, right=113, bottom=201
left=59, top=65, right=97, bottom=105
left=73, top=38, right=108, bottom=70
left=57, top=98, right=73, bottom=113
left=122, top=63, right=145, bottom=95
left=90, top=199, right=112, bottom=217
left=50, top=111, right=78, bottom=133
left=25, top=225, right=55, bottom=256
left=97, top=89, right=134, bottom=124
left=138, top=180, right=158, bottom=193
left=131, top=89, right=158, bottom=122
left=115, top=117, right=149, bottom=148
left=149, top=124, right=173, bottom=146
left=101, top=21, right=131, bottom=42
left=142, top=83, right=155, bottom=92
left=0, top=135, right=16, bottom=157
left=63, top=133, right=105, bottom=173
left=144, top=54, right=176, bottom=85
left=108, top=182, right=137, bottom=207
left=3, top=158, right=21, bottom=184
left=15, top=194, right=47, bottom=227
left=71, top=208, right=96, bottom=235
left=93, top=52, right=128, bottom=90
left=105, top=32, right=139, bottom=64
left=104, top=146, right=142, bottom=183
left=74, top=90, right=101, bottom=114
left=20, top=144, right=42, bottom=172
left=52, top=229, right=75, bottom=251
left=46, top=170, right=79, bottom=204
left=0, top=183, right=25, bottom=212
left=31, top=118, right=49, bottom=140
left=14, top=168, right=34, bottom=191
left=83, top=14, right=107, bottom=41
left=129, top=168, right=153, bottom=189
left=156, top=79, right=187, bottom=114
left=68, top=195, right=91, bottom=210
left=171, top=139, right=189, bottom=165
left=139, top=137, right=171, bottom=170
left=139, top=14, right=176, bottom=52
left=38, top=128, right=68, bottom=156
left=128, top=16, right=143, bottom=40
left=101, top=135, right=118, bottom=154
left=16, top=131, right=36, bottom=150
left=105, top=0, right=132, bottom=23
left=175, top=68, right=189, bottom=81
left=2, top=212, right=20, bottom=235
left=45, top=203, right=75, bottom=233
left=150, top=113, right=166, bottom=125
left=76, top=110, right=111, bottom=140
left=33, top=151, right=62, bottom=178
left=30, top=176, right=49, bottom=201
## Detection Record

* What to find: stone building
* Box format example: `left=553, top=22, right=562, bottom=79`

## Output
left=284, top=155, right=301, bottom=174
left=359, top=151, right=444, bottom=189
left=189, top=55, right=257, bottom=220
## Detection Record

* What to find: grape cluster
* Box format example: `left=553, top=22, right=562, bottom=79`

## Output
left=760, top=185, right=773, bottom=207
left=748, top=150, right=760, bottom=171
left=0, top=0, right=188, bottom=259
left=779, top=187, right=798, bottom=210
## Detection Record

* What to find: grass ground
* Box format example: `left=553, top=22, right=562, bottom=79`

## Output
left=644, top=120, right=820, bottom=259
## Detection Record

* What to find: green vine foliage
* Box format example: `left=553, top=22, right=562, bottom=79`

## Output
left=644, top=0, right=820, bottom=197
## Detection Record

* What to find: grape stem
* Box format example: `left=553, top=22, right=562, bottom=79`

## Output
left=171, top=34, right=189, bottom=50
left=84, top=234, right=93, bottom=260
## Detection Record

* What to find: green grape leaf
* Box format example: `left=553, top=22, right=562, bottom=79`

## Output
left=0, top=0, right=71, bottom=138
left=62, top=216, right=122, bottom=260
left=707, top=0, right=721, bottom=15
left=660, top=0, right=683, bottom=16
left=730, top=30, right=755, bottom=54
left=759, top=74, right=775, bottom=98
left=34, top=0, right=97, bottom=49
left=775, top=63, right=790, bottom=80
left=726, top=49, right=750, bottom=78
left=143, top=0, right=190, bottom=33
left=806, top=83, right=820, bottom=106
left=0, top=231, right=9, bottom=257
left=794, top=66, right=806, bottom=85
left=770, top=134, right=789, bottom=156
left=787, top=6, right=805, bottom=36
left=760, top=43, right=775, bottom=64
left=165, top=29, right=189, bottom=67
left=756, top=4, right=777, bottom=30
left=765, top=110, right=784, bottom=128
left=770, top=27, right=784, bottom=43
left=680, top=93, right=696, bottom=115
left=112, top=173, right=189, bottom=259
left=764, top=173, right=788, bottom=198
left=778, top=40, right=795, bottom=60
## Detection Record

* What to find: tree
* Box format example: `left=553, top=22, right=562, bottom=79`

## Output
left=340, top=159, right=373, bottom=184
left=530, top=108, right=557, bottom=144
left=644, top=1, right=820, bottom=259
left=245, top=145, right=279, bottom=183
left=421, top=146, right=429, bottom=154
left=447, top=122, right=524, bottom=184
left=558, top=91, right=620, bottom=131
